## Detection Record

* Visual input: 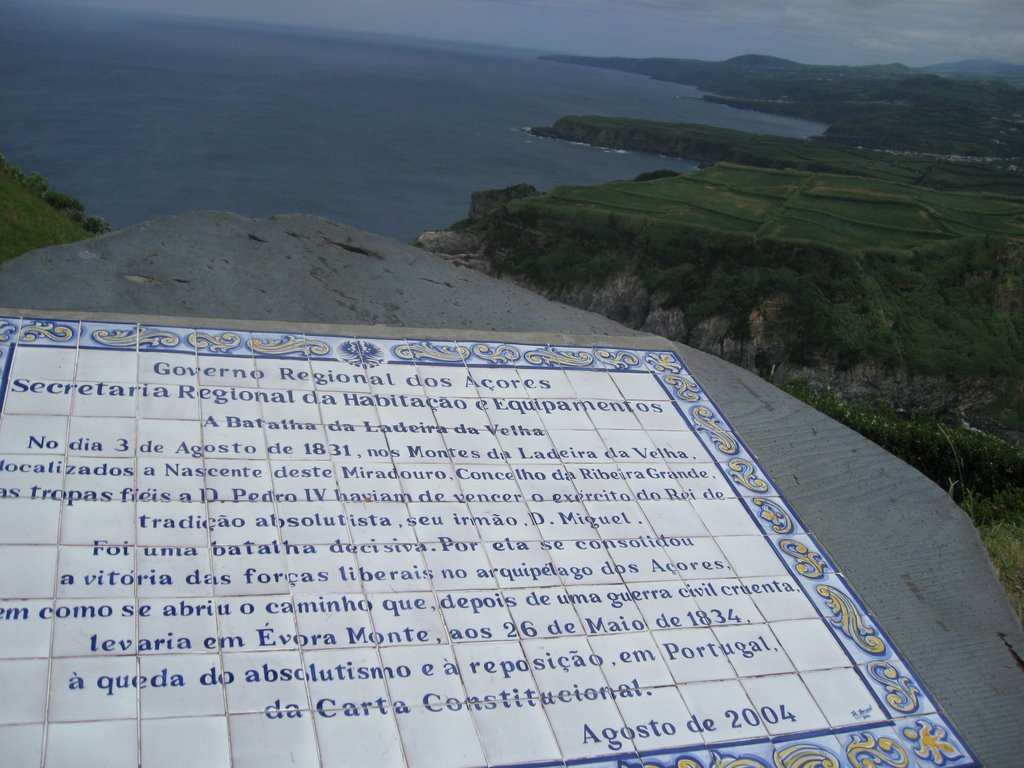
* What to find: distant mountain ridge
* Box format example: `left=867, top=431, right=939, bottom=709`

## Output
left=541, top=53, right=1024, bottom=157
left=917, top=59, right=1024, bottom=86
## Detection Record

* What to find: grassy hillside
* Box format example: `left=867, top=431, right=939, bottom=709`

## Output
left=0, top=154, right=108, bottom=263
left=542, top=54, right=1024, bottom=158
left=533, top=117, right=1024, bottom=196
left=534, top=164, right=1024, bottom=250
left=462, top=165, right=1024, bottom=389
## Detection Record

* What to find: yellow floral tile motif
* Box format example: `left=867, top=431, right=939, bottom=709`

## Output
left=902, top=720, right=962, bottom=765
left=663, top=372, right=702, bottom=402
left=815, top=584, right=887, bottom=655
left=248, top=334, right=330, bottom=356
left=523, top=346, right=593, bottom=366
left=595, top=348, right=641, bottom=369
left=644, top=350, right=684, bottom=373
left=188, top=330, right=244, bottom=353
left=471, top=342, right=520, bottom=363
left=393, top=340, right=472, bottom=362
left=20, top=320, right=76, bottom=343
left=752, top=497, right=795, bottom=534
left=845, top=732, right=910, bottom=767
left=728, top=456, right=770, bottom=492
left=91, top=326, right=178, bottom=347
left=779, top=538, right=828, bottom=579
left=691, top=404, right=739, bottom=455
left=867, top=661, right=922, bottom=714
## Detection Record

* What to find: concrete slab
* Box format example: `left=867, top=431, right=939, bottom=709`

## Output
left=2, top=212, right=1022, bottom=766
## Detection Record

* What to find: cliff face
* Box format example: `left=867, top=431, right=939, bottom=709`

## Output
left=535, top=265, right=1005, bottom=420
left=532, top=118, right=724, bottom=164
left=415, top=227, right=1012, bottom=432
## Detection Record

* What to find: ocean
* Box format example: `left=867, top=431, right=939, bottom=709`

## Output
left=0, top=3, right=825, bottom=242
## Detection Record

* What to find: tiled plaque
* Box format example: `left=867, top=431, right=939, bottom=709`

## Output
left=0, top=315, right=977, bottom=767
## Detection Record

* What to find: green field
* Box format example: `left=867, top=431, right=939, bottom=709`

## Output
left=532, top=116, right=1024, bottom=197
left=525, top=164, right=1024, bottom=252
left=464, top=164, right=1024, bottom=402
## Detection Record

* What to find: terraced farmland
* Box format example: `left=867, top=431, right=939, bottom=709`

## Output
left=518, top=163, right=1024, bottom=252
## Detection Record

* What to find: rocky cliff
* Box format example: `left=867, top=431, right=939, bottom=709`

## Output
left=415, top=226, right=1014, bottom=435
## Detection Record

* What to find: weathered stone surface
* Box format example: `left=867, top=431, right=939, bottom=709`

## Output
left=3, top=211, right=1022, bottom=767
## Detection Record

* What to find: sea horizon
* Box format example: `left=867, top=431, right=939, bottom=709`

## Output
left=1, top=2, right=826, bottom=241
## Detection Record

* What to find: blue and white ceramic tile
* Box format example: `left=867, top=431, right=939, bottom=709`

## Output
left=17, top=318, right=79, bottom=348
left=860, top=655, right=937, bottom=720
left=0, top=657, right=50, bottom=723
left=799, top=666, right=886, bottom=729
left=740, top=495, right=807, bottom=538
left=316, top=704, right=408, bottom=768
left=0, top=723, right=44, bottom=767
left=0, top=316, right=22, bottom=344
left=80, top=320, right=139, bottom=352
left=140, top=715, right=233, bottom=768
left=192, top=327, right=253, bottom=359
left=46, top=719, right=139, bottom=768
left=228, top=713, right=321, bottom=767
left=0, top=319, right=978, bottom=767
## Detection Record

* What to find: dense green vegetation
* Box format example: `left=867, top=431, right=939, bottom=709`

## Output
left=534, top=117, right=1024, bottom=196
left=0, top=154, right=108, bottom=263
left=530, top=164, right=1024, bottom=250
left=506, top=54, right=1024, bottom=613
left=542, top=54, right=1024, bottom=157
left=783, top=383, right=1024, bottom=619
left=460, top=166, right=1024, bottom=422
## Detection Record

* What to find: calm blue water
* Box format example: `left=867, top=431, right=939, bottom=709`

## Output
left=0, top=3, right=825, bottom=241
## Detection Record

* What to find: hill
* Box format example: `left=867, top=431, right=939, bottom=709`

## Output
left=532, top=116, right=1024, bottom=196
left=0, top=154, right=108, bottom=263
left=440, top=167, right=1024, bottom=434
left=541, top=54, right=1024, bottom=158
left=918, top=59, right=1024, bottom=87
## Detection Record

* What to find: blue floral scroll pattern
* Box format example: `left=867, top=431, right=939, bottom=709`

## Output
left=662, top=373, right=703, bottom=402
left=689, top=404, right=739, bottom=456
left=0, top=318, right=19, bottom=344
left=19, top=319, right=77, bottom=345
left=779, top=538, right=829, bottom=579
left=866, top=661, right=921, bottom=715
left=845, top=732, right=911, bottom=767
left=392, top=340, right=472, bottom=363
left=470, top=343, right=521, bottom=364
left=815, top=584, right=887, bottom=657
left=750, top=497, right=796, bottom=535
left=594, top=348, right=643, bottom=370
left=627, top=742, right=843, bottom=768
left=523, top=346, right=593, bottom=367
left=189, top=330, right=245, bottom=354
left=90, top=325, right=182, bottom=349
left=248, top=334, right=331, bottom=357
left=727, top=457, right=771, bottom=493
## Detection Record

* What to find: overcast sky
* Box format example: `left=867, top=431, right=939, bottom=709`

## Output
left=37, top=0, right=1024, bottom=65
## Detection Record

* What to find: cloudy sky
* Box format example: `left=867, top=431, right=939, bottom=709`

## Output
left=38, top=0, right=1024, bottom=65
